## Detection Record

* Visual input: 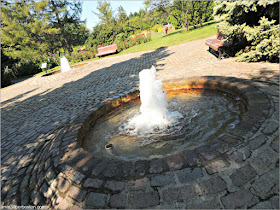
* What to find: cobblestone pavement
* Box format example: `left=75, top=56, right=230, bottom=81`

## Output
left=1, top=37, right=279, bottom=209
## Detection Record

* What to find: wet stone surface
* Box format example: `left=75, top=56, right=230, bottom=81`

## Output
left=1, top=37, right=279, bottom=208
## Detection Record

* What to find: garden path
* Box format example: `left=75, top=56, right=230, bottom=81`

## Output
left=1, top=37, right=279, bottom=209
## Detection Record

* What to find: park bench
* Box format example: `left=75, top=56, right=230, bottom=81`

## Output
left=205, top=29, right=229, bottom=59
left=96, top=43, right=118, bottom=57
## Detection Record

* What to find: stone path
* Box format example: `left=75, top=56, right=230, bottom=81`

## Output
left=1, top=37, right=279, bottom=209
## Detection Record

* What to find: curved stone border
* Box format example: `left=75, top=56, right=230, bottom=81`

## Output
left=58, top=76, right=269, bottom=173
left=40, top=76, right=273, bottom=208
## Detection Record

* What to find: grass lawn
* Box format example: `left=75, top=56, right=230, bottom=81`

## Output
left=32, top=22, right=217, bottom=77
left=117, top=22, right=218, bottom=55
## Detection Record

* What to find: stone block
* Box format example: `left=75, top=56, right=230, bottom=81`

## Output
left=150, top=174, right=175, bottom=187
left=176, top=168, right=203, bottom=184
left=251, top=147, right=278, bottom=174
left=103, top=162, right=120, bottom=178
left=83, top=178, right=103, bottom=188
left=262, top=120, right=278, bottom=134
left=228, top=147, right=251, bottom=163
left=126, top=178, right=150, bottom=191
left=221, top=189, right=254, bottom=209
left=182, top=150, right=201, bottom=167
left=104, top=180, right=125, bottom=191
left=252, top=196, right=279, bottom=209
left=166, top=154, right=184, bottom=171
left=149, top=158, right=163, bottom=174
left=230, top=164, right=257, bottom=187
left=270, top=136, right=279, bottom=152
left=205, top=159, right=229, bottom=175
left=195, top=146, right=218, bottom=161
left=109, top=193, right=127, bottom=208
left=247, top=133, right=267, bottom=150
left=196, top=176, right=227, bottom=195
left=67, top=186, right=87, bottom=202
left=69, top=171, right=85, bottom=184
left=251, top=168, right=279, bottom=199
left=52, top=196, right=70, bottom=209
left=162, top=185, right=196, bottom=202
left=86, top=192, right=108, bottom=208
left=130, top=191, right=159, bottom=208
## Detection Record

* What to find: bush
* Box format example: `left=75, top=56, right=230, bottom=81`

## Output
left=219, top=17, right=279, bottom=62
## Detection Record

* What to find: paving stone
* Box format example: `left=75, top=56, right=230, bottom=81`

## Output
left=185, top=198, right=222, bottom=209
left=57, top=176, right=70, bottom=193
left=211, top=141, right=229, bottom=154
left=182, top=150, right=201, bottom=167
left=270, top=136, right=279, bottom=152
left=6, top=185, right=18, bottom=198
left=195, top=146, right=218, bottom=161
left=150, top=174, right=175, bottom=187
left=21, top=191, right=29, bottom=205
left=149, top=158, right=163, bottom=173
left=67, top=185, right=87, bottom=202
left=104, top=180, right=125, bottom=191
left=204, top=159, right=230, bottom=175
left=251, top=168, right=279, bottom=199
left=130, top=191, right=159, bottom=208
left=221, top=189, right=254, bottom=209
left=247, top=133, right=268, bottom=149
left=103, top=162, right=120, bottom=178
left=166, top=154, right=184, bottom=171
left=230, top=164, right=257, bottom=187
left=109, top=193, right=127, bottom=208
left=176, top=168, right=203, bottom=183
left=196, top=176, right=227, bottom=195
left=252, top=195, right=279, bottom=209
left=162, top=185, right=196, bottom=202
left=228, top=147, right=251, bottom=163
left=86, top=192, right=108, bottom=208
left=52, top=196, right=71, bottom=209
left=134, top=160, right=147, bottom=177
left=91, top=161, right=109, bottom=176
left=83, top=178, right=103, bottom=188
left=69, top=171, right=85, bottom=184
left=45, top=168, right=56, bottom=185
left=262, top=120, right=278, bottom=134
left=31, top=191, right=42, bottom=206
left=251, top=147, right=278, bottom=174
left=20, top=175, right=30, bottom=191
left=126, top=178, right=150, bottom=191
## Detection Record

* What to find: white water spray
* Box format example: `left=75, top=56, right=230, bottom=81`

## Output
left=127, top=66, right=182, bottom=134
left=60, top=56, right=71, bottom=73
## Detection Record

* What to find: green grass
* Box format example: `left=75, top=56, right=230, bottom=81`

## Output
left=117, top=22, right=218, bottom=55
left=28, top=22, right=218, bottom=78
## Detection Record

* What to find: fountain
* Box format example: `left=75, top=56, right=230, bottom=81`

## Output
left=80, top=66, right=246, bottom=161
left=60, top=56, right=71, bottom=73
left=126, top=66, right=182, bottom=135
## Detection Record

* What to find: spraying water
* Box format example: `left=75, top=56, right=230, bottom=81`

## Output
left=60, top=56, right=71, bottom=73
left=127, top=66, right=182, bottom=134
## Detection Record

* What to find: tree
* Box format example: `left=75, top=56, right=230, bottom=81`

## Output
left=116, top=6, right=128, bottom=25
left=214, top=0, right=279, bottom=62
left=1, top=0, right=59, bottom=60
left=47, top=0, right=84, bottom=53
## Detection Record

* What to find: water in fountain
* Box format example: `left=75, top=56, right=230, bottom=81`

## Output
left=60, top=56, right=71, bottom=73
left=126, top=66, right=182, bottom=134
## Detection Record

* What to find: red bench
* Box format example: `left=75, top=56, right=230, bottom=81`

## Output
left=96, top=44, right=118, bottom=57
left=205, top=29, right=229, bottom=59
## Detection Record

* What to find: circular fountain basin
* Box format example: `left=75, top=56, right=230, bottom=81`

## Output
left=79, top=78, right=247, bottom=161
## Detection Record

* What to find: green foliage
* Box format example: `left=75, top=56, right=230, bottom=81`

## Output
left=215, top=0, right=279, bottom=62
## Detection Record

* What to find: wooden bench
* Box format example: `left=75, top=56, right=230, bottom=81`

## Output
left=96, top=44, right=118, bottom=57
left=205, top=29, right=229, bottom=59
